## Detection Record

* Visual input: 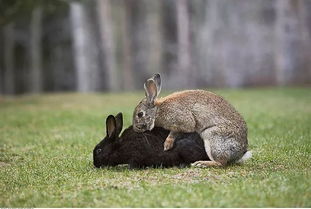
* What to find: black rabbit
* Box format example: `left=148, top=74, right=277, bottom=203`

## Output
left=93, top=113, right=209, bottom=168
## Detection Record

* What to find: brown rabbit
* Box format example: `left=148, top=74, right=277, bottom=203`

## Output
left=133, top=74, right=251, bottom=167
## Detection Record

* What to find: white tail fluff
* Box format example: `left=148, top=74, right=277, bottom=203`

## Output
left=237, top=151, right=252, bottom=163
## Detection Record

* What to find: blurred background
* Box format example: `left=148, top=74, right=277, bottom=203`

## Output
left=0, top=0, right=310, bottom=95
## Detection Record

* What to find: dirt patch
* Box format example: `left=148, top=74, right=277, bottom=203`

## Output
left=0, top=161, right=11, bottom=167
left=171, top=169, right=221, bottom=183
left=172, top=170, right=201, bottom=180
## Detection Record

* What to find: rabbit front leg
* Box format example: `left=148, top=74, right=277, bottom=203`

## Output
left=164, top=131, right=178, bottom=151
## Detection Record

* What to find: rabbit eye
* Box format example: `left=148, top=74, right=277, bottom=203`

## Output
left=96, top=149, right=102, bottom=154
left=137, top=112, right=144, bottom=118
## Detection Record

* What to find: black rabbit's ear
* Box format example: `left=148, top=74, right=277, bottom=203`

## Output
left=115, top=112, right=123, bottom=137
left=106, top=115, right=116, bottom=138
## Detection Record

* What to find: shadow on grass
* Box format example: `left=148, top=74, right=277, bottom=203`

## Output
left=90, top=162, right=245, bottom=172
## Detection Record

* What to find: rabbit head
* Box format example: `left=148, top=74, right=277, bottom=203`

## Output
left=133, top=73, right=161, bottom=132
left=93, top=113, right=123, bottom=168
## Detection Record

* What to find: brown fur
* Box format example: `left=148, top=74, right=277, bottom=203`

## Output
left=133, top=75, right=250, bottom=167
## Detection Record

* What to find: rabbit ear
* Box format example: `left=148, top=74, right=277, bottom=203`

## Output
left=115, top=112, right=123, bottom=137
left=152, top=73, right=161, bottom=96
left=106, top=115, right=116, bottom=138
left=144, top=79, right=158, bottom=106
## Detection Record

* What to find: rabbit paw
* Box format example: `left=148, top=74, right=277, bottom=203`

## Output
left=191, top=161, right=221, bottom=168
left=163, top=136, right=174, bottom=151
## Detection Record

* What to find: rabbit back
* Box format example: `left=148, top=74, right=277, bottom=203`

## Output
left=155, top=90, right=247, bottom=140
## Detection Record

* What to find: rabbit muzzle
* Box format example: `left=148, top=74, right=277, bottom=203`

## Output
left=133, top=124, right=148, bottom=132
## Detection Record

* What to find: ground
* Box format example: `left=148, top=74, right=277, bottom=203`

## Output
left=0, top=88, right=310, bottom=207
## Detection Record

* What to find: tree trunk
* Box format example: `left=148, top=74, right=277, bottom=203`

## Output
left=275, top=0, right=303, bottom=85
left=146, top=0, right=163, bottom=77
left=29, top=6, right=43, bottom=93
left=298, top=0, right=311, bottom=83
left=161, top=0, right=178, bottom=88
left=120, top=0, right=134, bottom=90
left=96, top=0, right=119, bottom=91
left=126, top=0, right=149, bottom=86
left=3, top=23, right=15, bottom=95
left=70, top=1, right=101, bottom=92
left=0, top=29, right=3, bottom=94
left=176, top=0, right=192, bottom=88
left=192, top=0, right=220, bottom=87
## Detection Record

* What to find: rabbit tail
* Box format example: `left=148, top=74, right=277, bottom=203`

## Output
left=237, top=151, right=252, bottom=163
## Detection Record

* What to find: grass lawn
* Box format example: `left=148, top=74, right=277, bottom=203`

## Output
left=0, top=87, right=310, bottom=207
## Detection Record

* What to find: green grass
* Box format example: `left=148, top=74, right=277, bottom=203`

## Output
left=0, top=87, right=310, bottom=207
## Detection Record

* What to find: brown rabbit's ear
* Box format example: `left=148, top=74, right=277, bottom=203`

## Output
left=144, top=79, right=158, bottom=106
left=152, top=73, right=161, bottom=96
left=106, top=115, right=116, bottom=138
left=114, top=112, right=123, bottom=137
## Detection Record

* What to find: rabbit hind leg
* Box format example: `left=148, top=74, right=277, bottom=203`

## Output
left=195, top=126, right=229, bottom=167
left=209, top=135, right=245, bottom=166
left=198, top=126, right=219, bottom=162
left=191, top=160, right=222, bottom=167
left=191, top=138, right=225, bottom=168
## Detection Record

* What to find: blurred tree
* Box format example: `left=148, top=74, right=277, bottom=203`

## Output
left=161, top=0, right=178, bottom=89
left=146, top=0, right=163, bottom=82
left=70, top=0, right=102, bottom=92
left=125, top=0, right=163, bottom=88
left=0, top=0, right=37, bottom=25
left=42, top=3, right=75, bottom=92
left=176, top=0, right=193, bottom=88
left=96, top=0, right=118, bottom=91
left=0, top=0, right=310, bottom=95
left=300, top=0, right=311, bottom=83
left=3, top=23, right=15, bottom=94
left=1, top=0, right=70, bottom=94
left=29, top=6, right=43, bottom=93
left=275, top=0, right=311, bottom=85
left=120, top=0, right=134, bottom=90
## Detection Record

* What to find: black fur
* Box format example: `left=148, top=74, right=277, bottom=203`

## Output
left=93, top=113, right=209, bottom=169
